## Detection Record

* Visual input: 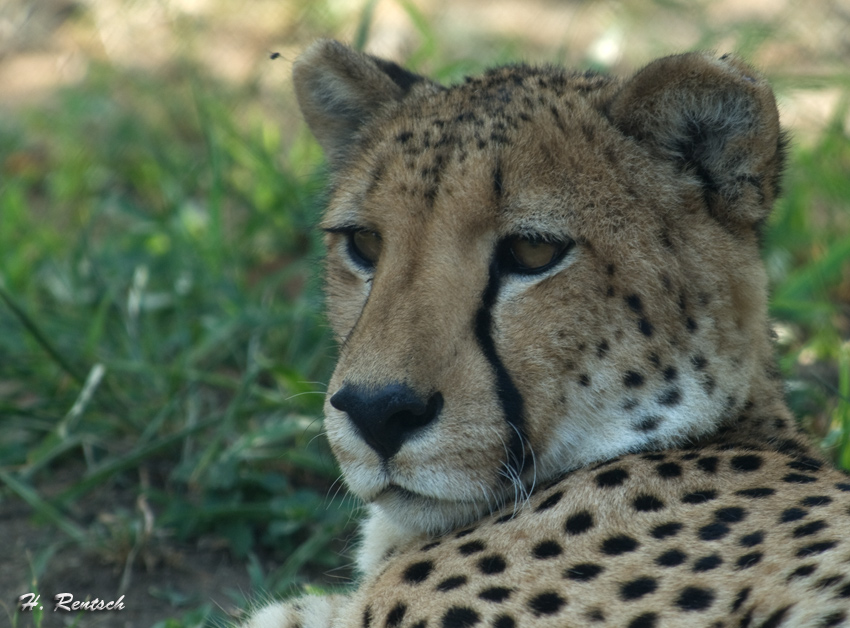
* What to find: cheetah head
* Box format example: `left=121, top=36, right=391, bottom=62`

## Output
left=292, top=41, right=786, bottom=535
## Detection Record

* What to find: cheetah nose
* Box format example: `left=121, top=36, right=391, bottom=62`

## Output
left=329, top=383, right=443, bottom=460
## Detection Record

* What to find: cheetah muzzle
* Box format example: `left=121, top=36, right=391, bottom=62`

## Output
left=245, top=41, right=850, bottom=628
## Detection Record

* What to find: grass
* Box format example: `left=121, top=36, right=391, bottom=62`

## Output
left=1, top=2, right=849, bottom=627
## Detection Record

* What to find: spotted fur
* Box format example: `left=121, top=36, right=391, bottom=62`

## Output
left=245, top=41, right=850, bottom=628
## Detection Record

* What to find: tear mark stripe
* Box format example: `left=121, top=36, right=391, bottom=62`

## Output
left=474, top=255, right=527, bottom=476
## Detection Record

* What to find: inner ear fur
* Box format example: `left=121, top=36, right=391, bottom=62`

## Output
left=292, top=40, right=433, bottom=168
left=609, top=52, right=786, bottom=228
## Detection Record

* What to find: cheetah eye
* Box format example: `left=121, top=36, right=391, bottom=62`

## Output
left=502, top=236, right=575, bottom=274
left=348, top=229, right=383, bottom=268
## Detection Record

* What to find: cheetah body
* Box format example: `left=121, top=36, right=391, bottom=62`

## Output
left=247, top=42, right=850, bottom=628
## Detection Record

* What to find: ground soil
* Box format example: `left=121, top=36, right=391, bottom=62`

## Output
left=1, top=481, right=258, bottom=628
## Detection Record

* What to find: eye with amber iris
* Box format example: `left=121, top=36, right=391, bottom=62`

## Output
left=347, top=229, right=382, bottom=268
left=500, top=235, right=575, bottom=274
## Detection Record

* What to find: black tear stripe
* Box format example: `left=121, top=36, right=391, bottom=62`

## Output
left=474, top=255, right=528, bottom=480
left=493, top=160, right=504, bottom=200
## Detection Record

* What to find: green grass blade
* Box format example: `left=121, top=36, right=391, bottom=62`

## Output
left=54, top=417, right=222, bottom=505
left=353, top=0, right=379, bottom=51
left=0, top=470, right=87, bottom=544
left=0, top=284, right=84, bottom=386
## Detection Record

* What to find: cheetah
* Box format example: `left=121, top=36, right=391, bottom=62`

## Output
left=247, top=41, right=850, bottom=627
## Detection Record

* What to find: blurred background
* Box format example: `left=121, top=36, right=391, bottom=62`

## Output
left=1, top=1, right=848, bottom=626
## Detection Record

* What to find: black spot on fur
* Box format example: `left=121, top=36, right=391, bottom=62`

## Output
left=626, top=294, right=643, bottom=312
left=651, top=522, right=683, bottom=539
left=477, top=555, right=507, bottom=574
left=565, top=511, right=594, bottom=535
left=682, top=490, right=717, bottom=504
left=633, top=494, right=665, bottom=512
left=437, top=576, right=468, bottom=592
left=564, top=563, right=604, bottom=581
left=458, top=540, right=486, bottom=555
left=663, top=366, right=678, bottom=381
left=760, top=606, right=791, bottom=628
left=601, top=535, right=639, bottom=555
left=801, top=496, right=832, bottom=507
left=820, top=612, right=848, bottom=627
left=731, top=454, right=763, bottom=472
left=492, top=615, right=515, bottom=628
left=528, top=592, right=566, bottom=616
left=478, top=587, right=513, bottom=602
left=597, top=340, right=610, bottom=358
left=698, top=522, right=730, bottom=541
left=693, top=554, right=723, bottom=571
left=638, top=318, right=654, bottom=336
left=792, top=456, right=824, bottom=471
left=675, top=586, right=715, bottom=611
left=787, top=564, right=817, bottom=579
left=697, top=456, right=719, bottom=473
left=792, top=520, right=828, bottom=538
left=691, top=355, right=708, bottom=370
left=732, top=587, right=751, bottom=612
left=386, top=603, right=407, bottom=627
left=441, top=606, right=480, bottom=628
left=780, top=507, right=807, bottom=523
left=628, top=613, right=658, bottom=628
left=656, top=462, right=682, bottom=478
left=624, top=371, right=645, bottom=387
left=533, top=540, right=563, bottom=559
left=783, top=473, right=818, bottom=484
left=656, top=548, right=687, bottom=566
left=536, top=491, right=564, bottom=511
left=620, top=577, right=658, bottom=600
left=735, top=487, right=775, bottom=499
left=596, top=467, right=629, bottom=487
left=657, top=388, right=681, bottom=406
left=814, top=575, right=843, bottom=590
left=714, top=506, right=747, bottom=523
left=739, top=531, right=764, bottom=547
left=403, top=561, right=434, bottom=584
left=636, top=416, right=662, bottom=432
left=736, top=552, right=762, bottom=569
left=796, top=541, right=838, bottom=557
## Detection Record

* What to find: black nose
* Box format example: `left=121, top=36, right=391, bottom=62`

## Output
left=329, top=383, right=443, bottom=459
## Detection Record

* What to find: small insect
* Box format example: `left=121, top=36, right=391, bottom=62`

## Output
left=270, top=52, right=281, bottom=60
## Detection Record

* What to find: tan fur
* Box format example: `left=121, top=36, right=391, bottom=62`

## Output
left=246, top=42, right=850, bottom=627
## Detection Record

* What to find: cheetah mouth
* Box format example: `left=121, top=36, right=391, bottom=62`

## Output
left=369, top=483, right=462, bottom=506
left=371, top=483, right=506, bottom=509
left=376, top=484, right=424, bottom=502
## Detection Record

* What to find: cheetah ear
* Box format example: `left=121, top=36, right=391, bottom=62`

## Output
left=293, top=40, right=433, bottom=167
left=609, top=52, right=787, bottom=228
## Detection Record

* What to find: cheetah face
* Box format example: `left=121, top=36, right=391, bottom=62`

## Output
left=293, top=42, right=785, bottom=535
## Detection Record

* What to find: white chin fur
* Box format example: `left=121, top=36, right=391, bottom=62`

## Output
left=370, top=487, right=502, bottom=536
